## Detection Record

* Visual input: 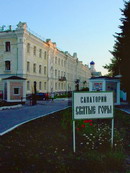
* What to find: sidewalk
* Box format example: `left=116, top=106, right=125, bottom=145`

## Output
left=116, top=102, right=130, bottom=114
left=0, top=99, right=70, bottom=136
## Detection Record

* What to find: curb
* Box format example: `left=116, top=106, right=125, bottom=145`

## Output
left=0, top=104, right=22, bottom=111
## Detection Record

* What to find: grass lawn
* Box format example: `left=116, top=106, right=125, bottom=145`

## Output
left=0, top=107, right=130, bottom=173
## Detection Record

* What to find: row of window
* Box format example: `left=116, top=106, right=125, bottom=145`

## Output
left=4, top=41, right=47, bottom=61
left=4, top=41, right=66, bottom=69
left=55, top=56, right=66, bottom=67
left=54, top=69, right=66, bottom=78
left=27, top=62, right=47, bottom=74
left=27, top=81, right=47, bottom=91
left=4, top=60, right=66, bottom=78
left=27, top=43, right=66, bottom=67
left=27, top=62, right=66, bottom=78
left=27, top=43, right=47, bottom=59
left=27, top=81, right=66, bottom=91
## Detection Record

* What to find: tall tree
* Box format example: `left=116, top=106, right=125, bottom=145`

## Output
left=104, top=1, right=130, bottom=101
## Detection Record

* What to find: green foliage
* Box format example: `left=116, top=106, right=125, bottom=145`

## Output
left=55, top=93, right=72, bottom=98
left=104, top=1, right=130, bottom=100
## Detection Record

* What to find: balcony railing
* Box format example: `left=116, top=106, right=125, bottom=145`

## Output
left=75, top=79, right=80, bottom=84
left=59, top=76, right=66, bottom=81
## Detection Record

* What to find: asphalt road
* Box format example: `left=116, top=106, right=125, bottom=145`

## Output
left=0, top=99, right=71, bottom=136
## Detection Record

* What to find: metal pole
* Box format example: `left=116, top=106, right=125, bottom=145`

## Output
left=73, top=120, right=76, bottom=152
left=111, top=118, right=114, bottom=148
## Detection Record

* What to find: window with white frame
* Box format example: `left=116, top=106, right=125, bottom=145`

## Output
left=27, top=62, right=30, bottom=72
left=55, top=69, right=57, bottom=77
left=5, top=61, right=11, bottom=71
left=27, top=81, right=30, bottom=91
left=33, top=63, right=36, bottom=73
left=44, top=66, right=47, bottom=75
left=39, top=49, right=42, bottom=58
left=44, top=82, right=47, bottom=90
left=55, top=82, right=57, bottom=90
left=61, top=83, right=63, bottom=90
left=44, top=51, right=47, bottom=60
left=14, top=88, right=20, bottom=95
left=5, top=41, right=11, bottom=52
left=61, top=59, right=63, bottom=67
left=58, top=70, right=60, bottom=78
left=58, top=58, right=60, bottom=65
left=64, top=60, right=66, bottom=67
left=64, top=83, right=66, bottom=90
left=27, top=43, right=30, bottom=53
left=59, top=83, right=60, bottom=90
left=33, top=46, right=36, bottom=56
left=55, top=57, right=57, bottom=64
left=39, top=65, right=42, bottom=74
left=39, top=81, right=42, bottom=90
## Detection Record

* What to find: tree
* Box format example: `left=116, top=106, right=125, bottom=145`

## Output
left=104, top=1, right=130, bottom=101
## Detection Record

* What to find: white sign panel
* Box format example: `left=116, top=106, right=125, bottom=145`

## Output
left=73, top=92, right=113, bottom=120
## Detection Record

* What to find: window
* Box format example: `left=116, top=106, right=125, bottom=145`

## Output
left=5, top=61, right=11, bottom=71
left=44, top=82, right=47, bottom=90
left=58, top=70, right=60, bottom=78
left=44, top=66, right=47, bottom=75
left=33, top=46, right=36, bottom=56
left=5, top=42, right=10, bottom=52
left=44, top=51, right=47, bottom=59
left=61, top=83, right=63, bottom=90
left=27, top=43, right=30, bottom=53
left=64, top=61, right=66, bottom=67
left=39, top=65, right=42, bottom=74
left=55, top=57, right=57, bottom=64
left=55, top=69, right=57, bottom=77
left=64, top=83, right=66, bottom=90
left=27, top=81, right=30, bottom=91
left=33, top=63, right=36, bottom=73
left=14, top=88, right=20, bottom=95
left=61, top=59, right=63, bottom=66
left=58, top=58, right=60, bottom=65
left=27, top=62, right=30, bottom=72
left=39, top=81, right=42, bottom=90
left=59, top=83, right=60, bottom=90
left=39, top=49, right=42, bottom=58
left=55, top=83, right=57, bottom=90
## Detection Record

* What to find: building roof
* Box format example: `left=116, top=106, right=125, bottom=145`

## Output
left=90, top=61, right=95, bottom=65
left=90, top=76, right=120, bottom=80
left=3, top=76, right=26, bottom=80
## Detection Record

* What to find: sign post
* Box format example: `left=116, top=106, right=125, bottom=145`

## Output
left=73, top=120, right=76, bottom=153
left=111, top=118, right=114, bottom=148
left=72, top=91, right=114, bottom=152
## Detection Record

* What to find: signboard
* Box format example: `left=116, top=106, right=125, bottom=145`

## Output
left=72, top=91, right=114, bottom=152
left=73, top=92, right=113, bottom=120
left=93, top=82, right=102, bottom=91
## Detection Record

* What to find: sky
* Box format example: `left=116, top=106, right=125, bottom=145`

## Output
left=0, top=0, right=126, bottom=75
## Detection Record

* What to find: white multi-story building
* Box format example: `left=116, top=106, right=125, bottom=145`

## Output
left=0, top=22, right=91, bottom=96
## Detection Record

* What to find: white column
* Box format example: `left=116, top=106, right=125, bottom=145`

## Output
left=102, top=80, right=106, bottom=91
left=23, top=80, right=26, bottom=101
left=16, top=36, right=26, bottom=75
left=89, top=80, right=93, bottom=91
left=7, top=81, right=10, bottom=101
left=116, top=81, right=120, bottom=105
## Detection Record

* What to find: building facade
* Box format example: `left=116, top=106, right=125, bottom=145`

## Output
left=0, top=22, right=91, bottom=96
